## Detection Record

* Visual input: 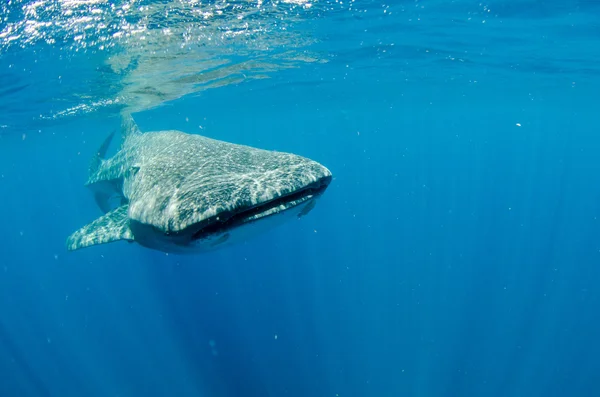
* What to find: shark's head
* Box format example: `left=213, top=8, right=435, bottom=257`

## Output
left=183, top=154, right=332, bottom=251
left=127, top=136, right=333, bottom=253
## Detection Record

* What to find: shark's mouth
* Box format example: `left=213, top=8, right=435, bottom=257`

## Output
left=192, top=176, right=331, bottom=240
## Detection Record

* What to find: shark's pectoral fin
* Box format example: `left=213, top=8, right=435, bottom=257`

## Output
left=66, top=205, right=134, bottom=251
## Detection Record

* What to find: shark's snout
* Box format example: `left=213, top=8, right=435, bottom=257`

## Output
left=189, top=155, right=332, bottom=240
left=254, top=156, right=332, bottom=203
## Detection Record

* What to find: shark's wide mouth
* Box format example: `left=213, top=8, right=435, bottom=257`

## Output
left=191, top=176, right=331, bottom=240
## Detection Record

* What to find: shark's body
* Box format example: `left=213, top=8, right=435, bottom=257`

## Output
left=67, top=114, right=332, bottom=253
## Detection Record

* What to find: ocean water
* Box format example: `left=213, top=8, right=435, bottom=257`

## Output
left=1, top=1, right=600, bottom=396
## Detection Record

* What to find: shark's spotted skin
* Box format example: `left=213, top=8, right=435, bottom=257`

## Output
left=67, top=114, right=332, bottom=253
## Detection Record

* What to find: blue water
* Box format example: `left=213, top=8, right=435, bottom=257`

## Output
left=1, top=1, right=600, bottom=396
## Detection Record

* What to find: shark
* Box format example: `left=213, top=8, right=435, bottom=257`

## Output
left=66, top=114, right=332, bottom=253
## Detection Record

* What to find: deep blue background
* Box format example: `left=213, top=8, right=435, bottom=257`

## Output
left=1, top=1, right=600, bottom=396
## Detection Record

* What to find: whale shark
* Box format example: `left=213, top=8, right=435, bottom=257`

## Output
left=66, top=114, right=332, bottom=253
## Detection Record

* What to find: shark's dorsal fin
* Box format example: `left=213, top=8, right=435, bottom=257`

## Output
left=66, top=205, right=134, bottom=251
left=89, top=130, right=115, bottom=177
left=121, top=112, right=142, bottom=147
